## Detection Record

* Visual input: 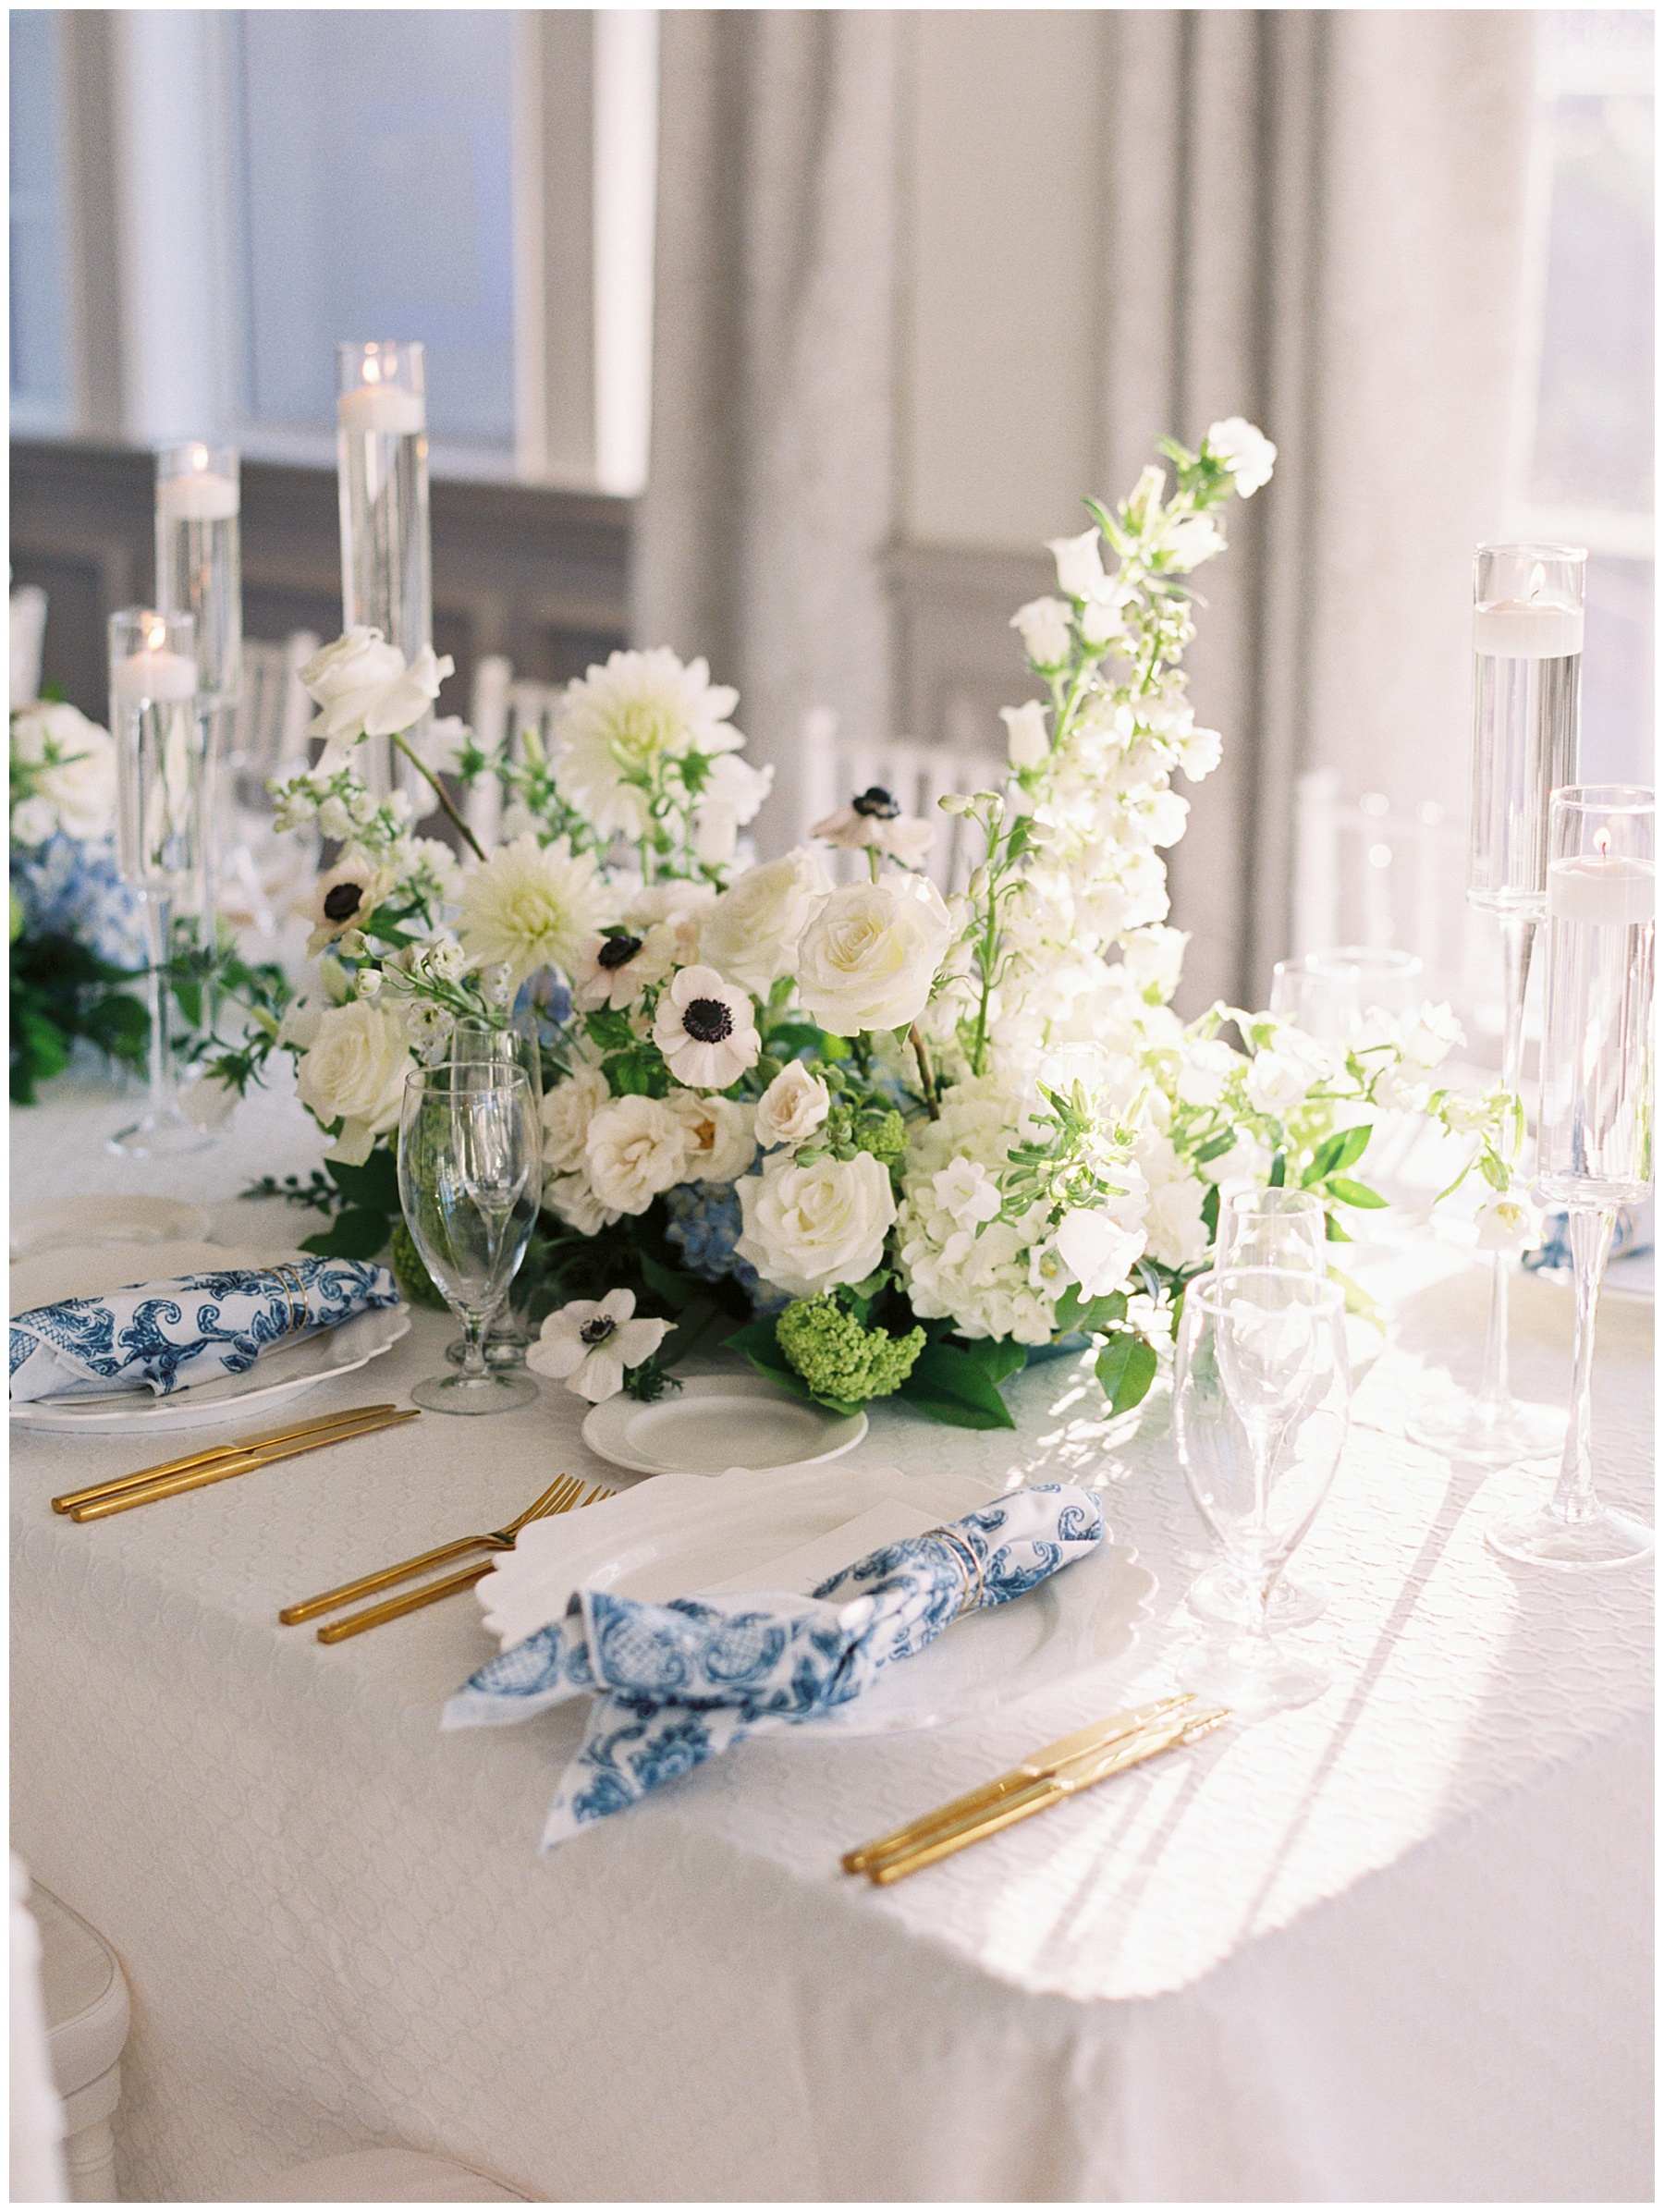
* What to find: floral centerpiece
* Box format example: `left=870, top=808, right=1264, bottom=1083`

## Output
left=209, top=422, right=1522, bottom=1424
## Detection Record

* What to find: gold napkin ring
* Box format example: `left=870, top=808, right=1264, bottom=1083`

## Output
left=269, top=1263, right=309, bottom=1335
left=926, top=1527, right=985, bottom=1616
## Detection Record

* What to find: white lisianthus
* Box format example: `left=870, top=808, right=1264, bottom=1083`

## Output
left=454, top=834, right=604, bottom=990
left=1474, top=1194, right=1541, bottom=1253
left=1204, top=417, right=1278, bottom=497
left=652, top=965, right=761, bottom=1090
left=584, top=1094, right=690, bottom=1216
left=298, top=629, right=453, bottom=755
left=755, top=1060, right=830, bottom=1150
left=735, top=1150, right=897, bottom=1299
left=1401, top=1000, right=1464, bottom=1070
left=1056, top=1207, right=1147, bottom=1298
left=1047, top=525, right=1107, bottom=601
left=555, top=647, right=744, bottom=839
left=795, top=875, right=951, bottom=1036
left=1001, top=701, right=1051, bottom=771
left=544, top=1170, right=619, bottom=1236
left=700, top=847, right=830, bottom=996
left=10, top=703, right=118, bottom=841
left=527, top=1289, right=671, bottom=1403
left=540, top=1066, right=612, bottom=1176
left=666, top=1089, right=757, bottom=1184
left=571, top=922, right=677, bottom=1012
left=294, top=999, right=413, bottom=1165
left=1010, top=597, right=1074, bottom=668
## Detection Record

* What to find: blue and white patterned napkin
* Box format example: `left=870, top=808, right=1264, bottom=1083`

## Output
left=443, top=1483, right=1103, bottom=1849
left=8, top=1258, right=398, bottom=1403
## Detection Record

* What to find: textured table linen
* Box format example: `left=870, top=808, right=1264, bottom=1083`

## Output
left=10, top=1068, right=1654, bottom=2203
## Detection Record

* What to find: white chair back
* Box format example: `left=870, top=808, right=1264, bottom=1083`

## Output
left=230, top=632, right=318, bottom=787
left=10, top=586, right=48, bottom=709
left=797, top=711, right=998, bottom=894
left=464, top=665, right=569, bottom=850
left=1291, top=769, right=1474, bottom=1008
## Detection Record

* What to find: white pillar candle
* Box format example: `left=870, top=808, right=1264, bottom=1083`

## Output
left=1548, top=854, right=1655, bottom=928
left=337, top=385, right=425, bottom=436
left=1473, top=600, right=1584, bottom=658
left=157, top=470, right=239, bottom=521
left=114, top=649, right=198, bottom=705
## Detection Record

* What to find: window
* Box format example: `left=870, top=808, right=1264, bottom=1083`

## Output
left=9, top=8, right=71, bottom=433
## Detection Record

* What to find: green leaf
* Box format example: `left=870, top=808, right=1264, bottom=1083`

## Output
left=300, top=1209, right=392, bottom=1261
left=585, top=1008, right=636, bottom=1053
left=1200, top=1182, right=1220, bottom=1240
left=326, top=1148, right=400, bottom=1215
left=638, top=1249, right=701, bottom=1313
left=605, top=1044, right=669, bottom=1099
left=1325, top=1177, right=1388, bottom=1209
left=901, top=1342, right=1017, bottom=1429
left=1304, top=1124, right=1372, bottom=1185
left=1053, top=1285, right=1128, bottom=1336
left=949, top=1333, right=1029, bottom=1387
left=724, top=1315, right=861, bottom=1416
left=1325, top=1209, right=1353, bottom=1241
left=1268, top=1150, right=1287, bottom=1188
left=1095, top=1330, right=1158, bottom=1417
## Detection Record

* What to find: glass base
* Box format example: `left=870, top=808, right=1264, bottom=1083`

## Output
left=1187, top=1564, right=1328, bottom=1631
left=1405, top=1394, right=1566, bottom=1467
left=447, top=1334, right=528, bottom=1371
left=410, top=1368, right=539, bottom=1416
left=1486, top=1498, right=1655, bottom=1570
left=108, top=1106, right=216, bottom=1158
left=1177, top=1632, right=1333, bottom=1722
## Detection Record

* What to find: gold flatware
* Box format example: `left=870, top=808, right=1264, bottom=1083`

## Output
left=841, top=1694, right=1195, bottom=1875
left=66, top=1408, right=420, bottom=1522
left=312, top=1479, right=613, bottom=1643
left=52, top=1402, right=402, bottom=1514
left=862, top=1706, right=1231, bottom=1884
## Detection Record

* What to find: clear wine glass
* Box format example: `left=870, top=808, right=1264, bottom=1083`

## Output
left=1269, top=946, right=1427, bottom=1192
left=398, top=1064, right=542, bottom=1414
left=1173, top=1268, right=1352, bottom=1719
left=440, top=1018, right=545, bottom=1372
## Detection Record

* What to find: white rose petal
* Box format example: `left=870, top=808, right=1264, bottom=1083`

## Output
left=700, top=848, right=831, bottom=996
left=735, top=1150, right=897, bottom=1299
left=795, top=875, right=951, bottom=1036
left=755, top=1061, right=830, bottom=1150
left=540, top=1066, right=612, bottom=1176
left=584, top=1094, right=690, bottom=1216
left=294, top=1000, right=412, bottom=1143
left=666, top=1089, right=757, bottom=1185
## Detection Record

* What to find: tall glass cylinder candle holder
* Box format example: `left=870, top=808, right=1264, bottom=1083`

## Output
left=1487, top=786, right=1654, bottom=1569
left=108, top=607, right=211, bottom=1157
left=337, top=341, right=432, bottom=800
left=1408, top=543, right=1585, bottom=1466
left=156, top=443, right=241, bottom=1042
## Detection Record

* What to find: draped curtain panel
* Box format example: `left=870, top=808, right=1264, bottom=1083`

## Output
left=637, top=9, right=1536, bottom=1009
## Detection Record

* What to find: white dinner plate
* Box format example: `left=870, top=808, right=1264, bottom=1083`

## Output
left=10, top=1306, right=411, bottom=1436
left=581, top=1372, right=867, bottom=1475
left=10, top=1194, right=213, bottom=1259
left=8, top=1241, right=295, bottom=1318
left=477, top=1460, right=1156, bottom=1737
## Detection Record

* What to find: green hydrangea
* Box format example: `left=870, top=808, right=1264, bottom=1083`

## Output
left=851, top=1107, right=907, bottom=1167
left=389, top=1220, right=448, bottom=1312
left=776, top=1294, right=924, bottom=1407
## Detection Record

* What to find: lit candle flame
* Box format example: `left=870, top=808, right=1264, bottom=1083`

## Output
left=190, top=443, right=208, bottom=471
left=145, top=619, right=166, bottom=653
left=362, top=357, right=382, bottom=385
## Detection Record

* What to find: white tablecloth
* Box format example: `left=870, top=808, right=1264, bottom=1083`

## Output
left=11, top=1068, right=1654, bottom=2202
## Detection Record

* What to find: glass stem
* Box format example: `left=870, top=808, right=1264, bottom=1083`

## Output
left=1548, top=1206, right=1612, bottom=1528
left=1476, top=912, right=1537, bottom=1424
left=145, top=891, right=176, bottom=1119
left=459, top=1313, right=491, bottom=1380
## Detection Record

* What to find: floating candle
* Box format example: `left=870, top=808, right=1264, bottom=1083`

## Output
left=157, top=470, right=239, bottom=521
left=337, top=385, right=425, bottom=436
left=1473, top=599, right=1584, bottom=659
left=1547, top=854, right=1655, bottom=928
left=113, top=648, right=198, bottom=706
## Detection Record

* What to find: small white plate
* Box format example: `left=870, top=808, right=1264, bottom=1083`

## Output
left=8, top=1241, right=294, bottom=1319
left=10, top=1194, right=213, bottom=1260
left=581, top=1373, right=867, bottom=1475
left=478, top=1460, right=1156, bottom=1737
left=10, top=1306, right=411, bottom=1436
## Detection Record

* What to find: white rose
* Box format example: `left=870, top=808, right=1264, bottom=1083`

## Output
left=13, top=703, right=117, bottom=840
left=1474, top=1194, right=1540, bottom=1253
left=1401, top=999, right=1463, bottom=1070
left=795, top=875, right=951, bottom=1036
left=584, top=1094, right=689, bottom=1216
left=1204, top=417, right=1278, bottom=496
left=540, top=1066, right=611, bottom=1176
left=1001, top=700, right=1051, bottom=771
left=10, top=795, right=55, bottom=847
left=755, top=1060, right=830, bottom=1150
left=1056, top=1207, right=1147, bottom=1298
left=666, top=1089, right=757, bottom=1184
left=735, top=1150, right=896, bottom=1299
left=700, top=847, right=831, bottom=996
left=294, top=999, right=412, bottom=1163
left=1010, top=597, right=1073, bottom=668
left=298, top=628, right=454, bottom=750
left=544, top=1171, right=619, bottom=1236
left=1046, top=525, right=1107, bottom=601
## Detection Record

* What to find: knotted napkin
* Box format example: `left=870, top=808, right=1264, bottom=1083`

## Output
left=8, top=1257, right=398, bottom=1402
left=443, top=1483, right=1103, bottom=1848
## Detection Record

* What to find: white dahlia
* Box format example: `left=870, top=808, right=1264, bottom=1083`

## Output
left=555, top=648, right=744, bottom=839
left=454, top=834, right=604, bottom=990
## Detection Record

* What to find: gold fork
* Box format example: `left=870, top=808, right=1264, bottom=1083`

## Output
left=281, top=1473, right=593, bottom=1627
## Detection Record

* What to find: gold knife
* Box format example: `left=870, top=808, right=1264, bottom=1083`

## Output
left=52, top=1403, right=401, bottom=1514
left=841, top=1694, right=1195, bottom=1875
left=313, top=1557, right=495, bottom=1643
left=67, top=1408, right=419, bottom=1521
left=863, top=1707, right=1231, bottom=1884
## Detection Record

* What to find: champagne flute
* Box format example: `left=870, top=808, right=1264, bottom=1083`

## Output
left=398, top=1065, right=542, bottom=1414
left=1173, top=1268, right=1351, bottom=1719
left=441, top=1018, right=544, bottom=1371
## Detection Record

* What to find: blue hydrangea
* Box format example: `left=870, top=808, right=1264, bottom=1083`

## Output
left=663, top=1174, right=786, bottom=1314
left=10, top=835, right=145, bottom=969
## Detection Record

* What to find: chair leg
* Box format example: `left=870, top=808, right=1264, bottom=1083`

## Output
left=62, top=2114, right=118, bottom=2202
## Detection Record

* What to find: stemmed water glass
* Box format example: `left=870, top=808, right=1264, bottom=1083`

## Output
left=397, top=1064, right=542, bottom=1414
left=1173, top=1268, right=1352, bottom=1719
left=1270, top=946, right=1427, bottom=1192
left=440, top=1018, right=545, bottom=1372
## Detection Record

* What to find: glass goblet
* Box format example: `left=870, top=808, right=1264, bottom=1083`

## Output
left=439, top=1018, right=545, bottom=1371
left=397, top=1064, right=542, bottom=1414
left=1173, top=1267, right=1352, bottom=1719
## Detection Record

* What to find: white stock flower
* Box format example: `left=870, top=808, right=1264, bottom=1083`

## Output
left=1010, top=597, right=1073, bottom=667
left=755, top=1060, right=830, bottom=1150
left=11, top=703, right=117, bottom=840
left=1474, top=1194, right=1541, bottom=1253
left=666, top=1089, right=756, bottom=1183
left=1160, top=514, right=1227, bottom=569
left=1174, top=1036, right=1247, bottom=1107
left=1056, top=1207, right=1147, bottom=1298
left=736, top=1150, right=897, bottom=1299
left=1401, top=1000, right=1463, bottom=1070
left=1120, top=924, right=1189, bottom=1002
left=584, top=1094, right=690, bottom=1216
left=294, top=999, right=413, bottom=1164
left=1176, top=726, right=1223, bottom=781
left=1047, top=526, right=1107, bottom=601
left=1001, top=701, right=1051, bottom=771
left=1204, top=417, right=1278, bottom=496
left=527, top=1289, right=671, bottom=1403
left=540, top=1066, right=612, bottom=1176
left=652, top=965, right=761, bottom=1090
left=700, top=847, right=831, bottom=996
left=299, top=629, right=453, bottom=752
left=454, top=834, right=604, bottom=990
left=555, top=647, right=744, bottom=839
left=796, top=875, right=951, bottom=1036
left=571, top=923, right=677, bottom=1011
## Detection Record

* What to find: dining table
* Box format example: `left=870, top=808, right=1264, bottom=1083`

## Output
left=10, top=1061, right=1653, bottom=2204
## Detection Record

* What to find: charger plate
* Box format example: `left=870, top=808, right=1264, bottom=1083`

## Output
left=477, top=1460, right=1155, bottom=1738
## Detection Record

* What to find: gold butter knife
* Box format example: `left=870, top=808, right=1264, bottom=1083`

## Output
left=52, top=1402, right=401, bottom=1514
left=863, top=1707, right=1230, bottom=1884
left=841, top=1694, right=1194, bottom=1875
left=67, top=1408, right=419, bottom=1521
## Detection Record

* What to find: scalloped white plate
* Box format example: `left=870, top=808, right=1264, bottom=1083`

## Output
left=581, top=1373, right=866, bottom=1475
left=10, top=1194, right=212, bottom=1259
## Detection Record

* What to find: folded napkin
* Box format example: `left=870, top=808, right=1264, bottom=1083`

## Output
left=8, top=1257, right=398, bottom=1403
left=443, top=1483, right=1103, bottom=1849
